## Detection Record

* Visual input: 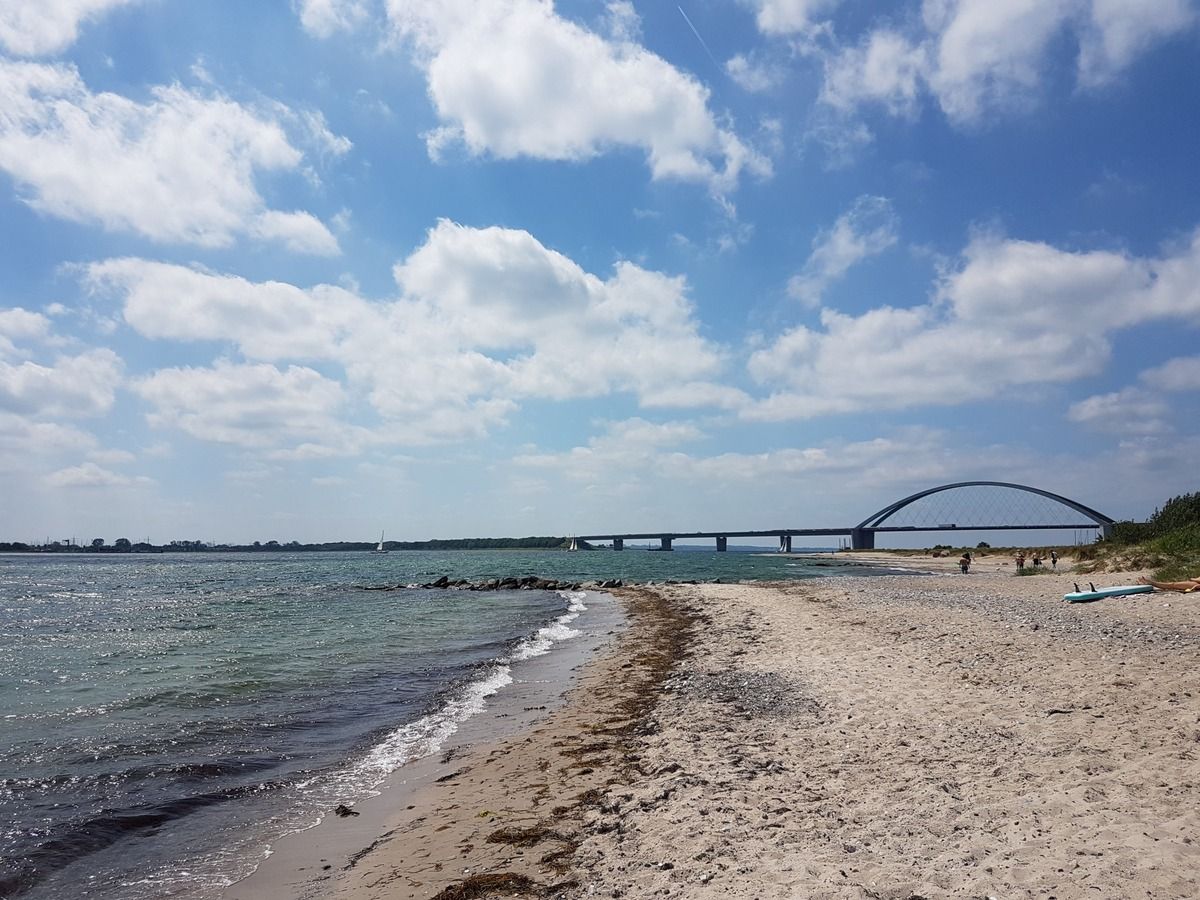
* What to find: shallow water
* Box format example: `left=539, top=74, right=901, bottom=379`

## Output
left=0, top=550, right=881, bottom=898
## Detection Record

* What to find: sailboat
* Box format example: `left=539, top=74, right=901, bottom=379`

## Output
left=372, top=531, right=388, bottom=554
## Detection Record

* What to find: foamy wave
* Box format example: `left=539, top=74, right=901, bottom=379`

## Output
left=507, top=590, right=587, bottom=662
left=333, top=664, right=514, bottom=792
left=329, top=591, right=589, bottom=792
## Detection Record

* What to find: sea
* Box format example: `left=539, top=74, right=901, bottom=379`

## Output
left=0, top=549, right=898, bottom=899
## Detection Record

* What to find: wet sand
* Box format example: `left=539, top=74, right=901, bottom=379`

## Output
left=234, top=557, right=1200, bottom=899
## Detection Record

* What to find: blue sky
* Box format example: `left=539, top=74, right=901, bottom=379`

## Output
left=1, top=0, right=1199, bottom=545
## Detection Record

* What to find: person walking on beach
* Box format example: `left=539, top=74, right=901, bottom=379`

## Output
left=1016, top=552, right=1026, bottom=571
left=959, top=552, right=971, bottom=574
left=1050, top=549, right=1058, bottom=569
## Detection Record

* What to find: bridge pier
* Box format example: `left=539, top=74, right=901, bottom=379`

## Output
left=778, top=535, right=792, bottom=553
left=850, top=528, right=874, bottom=550
left=659, top=536, right=673, bottom=551
left=716, top=536, right=727, bottom=552
left=612, top=538, right=623, bottom=551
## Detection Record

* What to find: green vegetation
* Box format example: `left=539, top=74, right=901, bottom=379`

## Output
left=1077, top=491, right=1200, bottom=579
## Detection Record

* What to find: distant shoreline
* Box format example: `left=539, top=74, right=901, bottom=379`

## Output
left=0, top=537, right=581, bottom=554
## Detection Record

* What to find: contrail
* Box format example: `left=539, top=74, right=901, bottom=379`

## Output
left=677, top=5, right=721, bottom=70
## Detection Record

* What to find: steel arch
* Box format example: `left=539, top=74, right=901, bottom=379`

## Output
left=855, top=481, right=1115, bottom=530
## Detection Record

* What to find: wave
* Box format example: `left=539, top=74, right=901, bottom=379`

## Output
left=302, top=590, right=589, bottom=804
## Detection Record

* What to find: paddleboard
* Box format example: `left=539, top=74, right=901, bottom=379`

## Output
left=1063, top=584, right=1154, bottom=603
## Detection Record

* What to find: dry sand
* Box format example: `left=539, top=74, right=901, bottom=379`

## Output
left=239, top=556, right=1200, bottom=899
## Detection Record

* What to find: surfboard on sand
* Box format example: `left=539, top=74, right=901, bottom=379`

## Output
left=1063, top=583, right=1155, bottom=603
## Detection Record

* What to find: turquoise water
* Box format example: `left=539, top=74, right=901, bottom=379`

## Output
left=0, top=550, right=880, bottom=899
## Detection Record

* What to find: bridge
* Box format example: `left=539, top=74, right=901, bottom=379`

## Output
left=571, top=481, right=1115, bottom=552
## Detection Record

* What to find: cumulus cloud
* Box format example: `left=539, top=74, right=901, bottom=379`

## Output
left=787, top=195, right=898, bottom=307
left=0, top=348, right=122, bottom=418
left=1076, top=0, right=1195, bottom=87
left=0, top=60, right=343, bottom=253
left=133, top=360, right=354, bottom=450
left=513, top=416, right=705, bottom=481
left=1069, top=354, right=1200, bottom=435
left=821, top=30, right=928, bottom=118
left=747, top=228, right=1200, bottom=420
left=809, top=0, right=1196, bottom=125
left=0, top=307, right=51, bottom=357
left=726, top=53, right=783, bottom=92
left=87, top=220, right=733, bottom=450
left=44, top=461, right=151, bottom=488
left=514, top=422, right=1010, bottom=504
left=295, top=0, right=371, bottom=38
left=386, top=0, right=769, bottom=194
left=743, top=0, right=842, bottom=37
left=0, top=412, right=96, bottom=461
left=0, top=0, right=140, bottom=56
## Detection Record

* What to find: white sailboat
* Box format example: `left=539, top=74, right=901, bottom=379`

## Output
left=372, top=531, right=388, bottom=553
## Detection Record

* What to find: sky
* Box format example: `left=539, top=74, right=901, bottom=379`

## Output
left=1, top=0, right=1199, bottom=546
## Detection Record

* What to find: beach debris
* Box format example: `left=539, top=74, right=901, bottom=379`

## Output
left=430, top=872, right=537, bottom=899
left=676, top=670, right=820, bottom=719
left=486, top=824, right=576, bottom=849
left=333, top=804, right=359, bottom=817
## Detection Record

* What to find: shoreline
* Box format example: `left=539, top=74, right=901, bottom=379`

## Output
left=239, top=558, right=1200, bottom=899
left=226, top=586, right=688, bottom=900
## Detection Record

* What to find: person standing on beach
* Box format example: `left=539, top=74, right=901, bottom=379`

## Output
left=1016, top=552, right=1025, bottom=571
left=959, top=552, right=971, bottom=574
left=1050, top=549, right=1058, bottom=569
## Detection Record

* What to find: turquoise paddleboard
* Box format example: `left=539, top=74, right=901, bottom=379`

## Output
left=1063, top=583, right=1154, bottom=603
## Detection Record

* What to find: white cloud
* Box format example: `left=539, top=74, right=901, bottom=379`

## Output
left=747, top=228, right=1200, bottom=420
left=252, top=210, right=342, bottom=256
left=0, top=0, right=140, bottom=56
left=0, top=411, right=96, bottom=462
left=514, top=416, right=704, bottom=480
left=813, top=0, right=1196, bottom=125
left=387, top=0, right=769, bottom=194
left=88, top=220, right=733, bottom=449
left=0, top=60, right=342, bottom=253
left=744, top=0, right=842, bottom=37
left=134, top=360, right=357, bottom=451
left=0, top=307, right=50, bottom=357
left=726, top=53, right=783, bottom=92
left=821, top=30, right=928, bottom=118
left=787, top=195, right=898, bottom=307
left=44, top=461, right=151, bottom=488
left=1142, top=355, right=1200, bottom=392
left=1077, top=0, right=1195, bottom=87
left=1068, top=354, right=1200, bottom=434
left=0, top=348, right=122, bottom=417
left=1067, top=388, right=1172, bottom=435
left=295, top=0, right=371, bottom=38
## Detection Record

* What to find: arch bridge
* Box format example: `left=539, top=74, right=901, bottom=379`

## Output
left=573, top=481, right=1115, bottom=552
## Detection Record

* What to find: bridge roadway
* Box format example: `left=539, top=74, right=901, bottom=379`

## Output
left=573, top=523, right=1097, bottom=552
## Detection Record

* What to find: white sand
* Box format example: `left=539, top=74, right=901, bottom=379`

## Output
left=247, top=558, right=1200, bottom=899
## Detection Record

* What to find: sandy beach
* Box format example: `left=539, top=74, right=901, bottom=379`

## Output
left=232, top=556, right=1200, bottom=899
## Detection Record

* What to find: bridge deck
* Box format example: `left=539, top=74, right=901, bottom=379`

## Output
left=575, top=524, right=1094, bottom=541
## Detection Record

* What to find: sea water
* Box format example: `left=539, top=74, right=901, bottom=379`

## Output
left=0, top=550, right=882, bottom=899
